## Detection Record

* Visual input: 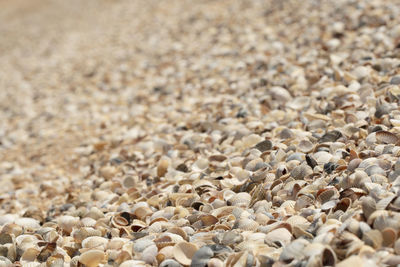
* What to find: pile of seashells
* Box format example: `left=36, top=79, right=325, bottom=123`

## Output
left=1, top=0, right=400, bottom=266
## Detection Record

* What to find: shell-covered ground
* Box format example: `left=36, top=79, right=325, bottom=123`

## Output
left=1, top=0, right=400, bottom=266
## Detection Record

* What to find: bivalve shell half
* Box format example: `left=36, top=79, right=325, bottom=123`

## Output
left=376, top=131, right=399, bottom=144
left=173, top=241, right=198, bottom=266
left=79, top=250, right=106, bottom=267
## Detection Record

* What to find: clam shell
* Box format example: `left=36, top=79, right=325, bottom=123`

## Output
left=361, top=197, right=376, bottom=220
left=79, top=250, right=106, bottom=267
left=298, top=140, right=314, bottom=153
left=157, top=158, right=169, bottom=177
left=376, top=131, right=399, bottom=144
left=199, top=215, right=218, bottom=227
left=228, top=192, right=251, bottom=208
left=57, top=216, right=80, bottom=234
left=235, top=218, right=259, bottom=231
left=159, top=259, right=183, bottom=267
left=81, top=236, right=108, bottom=249
left=290, top=164, right=312, bottom=180
left=173, top=241, right=198, bottom=266
left=382, top=227, right=396, bottom=247
left=362, top=230, right=383, bottom=249
left=119, top=260, right=148, bottom=267
left=254, top=140, right=272, bottom=152
left=264, top=228, right=292, bottom=247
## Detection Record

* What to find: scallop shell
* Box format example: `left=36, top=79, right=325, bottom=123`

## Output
left=173, top=241, right=198, bottom=266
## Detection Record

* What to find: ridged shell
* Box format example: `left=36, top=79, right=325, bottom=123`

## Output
left=376, top=131, right=399, bottom=144
left=228, top=192, right=251, bottom=208
left=173, top=242, right=198, bottom=266
left=235, top=218, right=259, bottom=231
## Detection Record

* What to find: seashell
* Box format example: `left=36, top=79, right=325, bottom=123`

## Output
left=190, top=246, right=214, bottom=267
left=235, top=218, right=259, bottom=231
left=375, top=131, right=399, bottom=144
left=154, top=233, right=184, bottom=249
left=14, top=218, right=40, bottom=230
left=199, top=215, right=218, bottom=227
left=134, top=206, right=153, bottom=220
left=279, top=238, right=309, bottom=262
left=107, top=238, right=129, bottom=250
left=157, top=158, right=169, bottom=177
left=0, top=234, right=12, bottom=246
left=290, top=164, right=312, bottom=180
left=173, top=241, right=198, bottom=266
left=141, top=244, right=158, bottom=264
left=383, top=255, right=400, bottom=266
left=227, top=192, right=251, bottom=208
left=319, top=130, right=342, bottom=143
left=347, top=158, right=362, bottom=172
left=254, top=140, right=272, bottom=152
left=376, top=195, right=396, bottom=210
left=250, top=167, right=269, bottom=182
left=131, top=219, right=147, bottom=232
left=361, top=197, right=376, bottom=220
left=72, top=227, right=102, bottom=243
left=264, top=228, right=292, bottom=247
left=334, top=197, right=351, bottom=212
left=122, top=175, right=136, bottom=188
left=298, top=140, right=314, bottom=153
left=192, top=158, right=209, bottom=172
left=382, top=227, right=396, bottom=247
left=226, top=250, right=255, bottom=267
left=295, top=195, right=314, bottom=210
left=57, top=216, right=80, bottom=234
left=316, top=187, right=339, bottom=204
left=78, top=250, right=106, bottom=267
left=207, top=258, right=224, bottom=267
left=208, top=154, right=227, bottom=162
left=119, top=260, right=148, bottom=267
left=99, top=165, right=117, bottom=180
left=111, top=215, right=130, bottom=228
left=134, top=239, right=155, bottom=253
left=167, top=227, right=188, bottom=241
left=81, top=236, right=108, bottom=250
left=362, top=230, right=383, bottom=249
left=313, top=151, right=333, bottom=165
left=158, top=245, right=175, bottom=262
left=81, top=217, right=97, bottom=227
left=159, top=259, right=183, bottom=267
left=20, top=247, right=40, bottom=262
left=305, top=154, right=317, bottom=169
